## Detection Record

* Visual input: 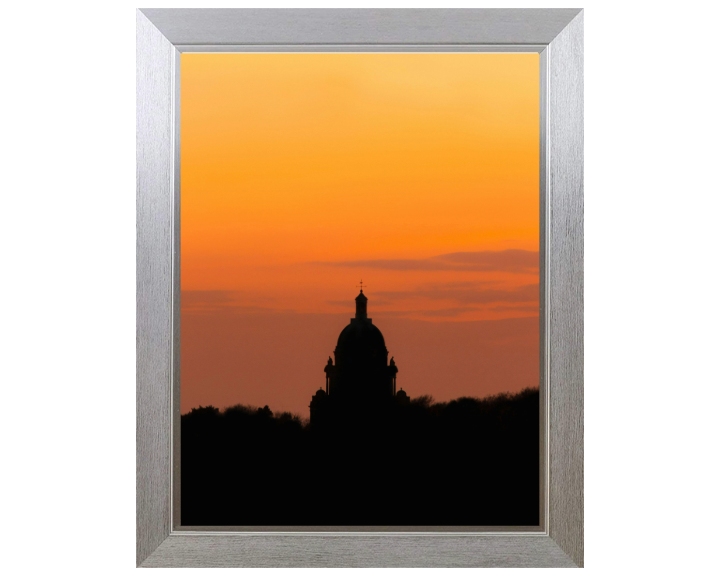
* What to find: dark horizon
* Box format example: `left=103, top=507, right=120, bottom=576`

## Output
left=181, top=386, right=540, bottom=527
left=182, top=384, right=540, bottom=421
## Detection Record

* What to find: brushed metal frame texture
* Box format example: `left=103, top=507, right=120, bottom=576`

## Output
left=137, top=8, right=583, bottom=568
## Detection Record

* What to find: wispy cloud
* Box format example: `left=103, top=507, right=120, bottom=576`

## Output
left=181, top=291, right=282, bottom=314
left=487, top=304, right=540, bottom=313
left=372, top=306, right=481, bottom=318
left=417, top=307, right=481, bottom=318
left=181, top=291, right=238, bottom=306
left=376, top=283, right=539, bottom=305
left=311, top=249, right=538, bottom=273
left=354, top=282, right=539, bottom=320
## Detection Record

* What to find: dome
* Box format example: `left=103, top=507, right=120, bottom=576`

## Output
left=336, top=318, right=387, bottom=351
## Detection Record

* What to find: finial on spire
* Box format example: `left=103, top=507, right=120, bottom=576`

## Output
left=356, top=279, right=367, bottom=293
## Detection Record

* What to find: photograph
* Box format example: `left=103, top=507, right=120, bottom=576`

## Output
left=179, top=52, right=541, bottom=527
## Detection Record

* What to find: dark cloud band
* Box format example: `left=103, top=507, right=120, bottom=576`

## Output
left=311, top=249, right=539, bottom=273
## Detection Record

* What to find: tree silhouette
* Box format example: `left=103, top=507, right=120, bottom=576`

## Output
left=181, top=388, right=539, bottom=526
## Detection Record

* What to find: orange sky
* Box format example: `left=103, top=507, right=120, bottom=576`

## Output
left=181, top=53, right=539, bottom=416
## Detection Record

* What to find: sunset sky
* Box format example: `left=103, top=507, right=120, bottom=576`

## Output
left=181, top=53, right=539, bottom=416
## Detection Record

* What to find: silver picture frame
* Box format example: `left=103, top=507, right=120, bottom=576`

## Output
left=137, top=8, right=583, bottom=568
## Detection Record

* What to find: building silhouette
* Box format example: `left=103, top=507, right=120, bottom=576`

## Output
left=310, top=289, right=408, bottom=426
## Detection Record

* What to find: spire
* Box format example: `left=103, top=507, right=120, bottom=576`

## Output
left=355, top=286, right=368, bottom=319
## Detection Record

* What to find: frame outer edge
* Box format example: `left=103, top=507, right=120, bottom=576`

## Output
left=142, top=534, right=577, bottom=568
left=136, top=9, right=174, bottom=566
left=139, top=8, right=583, bottom=45
left=547, top=10, right=584, bottom=568
left=136, top=7, right=584, bottom=568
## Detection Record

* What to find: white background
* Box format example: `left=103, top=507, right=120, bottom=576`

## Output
left=1, top=1, right=718, bottom=573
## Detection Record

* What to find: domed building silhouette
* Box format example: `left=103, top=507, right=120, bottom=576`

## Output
left=310, top=288, right=407, bottom=426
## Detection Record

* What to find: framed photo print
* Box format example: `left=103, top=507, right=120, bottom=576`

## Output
left=137, top=8, right=583, bottom=568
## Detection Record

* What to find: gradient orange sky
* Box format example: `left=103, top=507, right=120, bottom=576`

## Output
left=181, top=53, right=539, bottom=416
